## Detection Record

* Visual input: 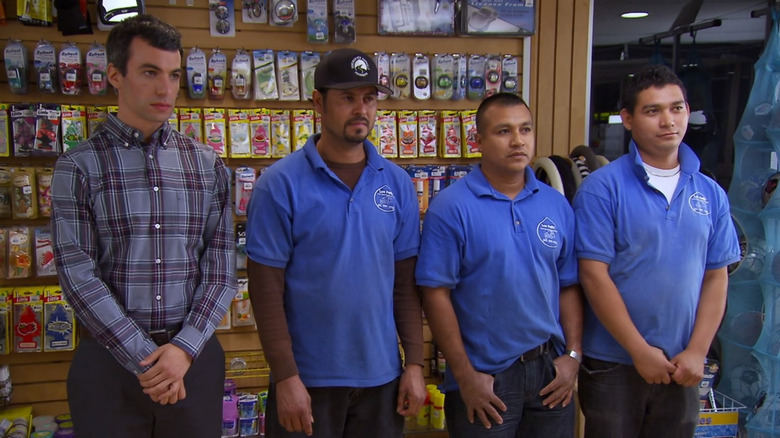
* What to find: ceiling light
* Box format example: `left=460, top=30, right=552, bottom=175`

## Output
left=621, top=11, right=649, bottom=19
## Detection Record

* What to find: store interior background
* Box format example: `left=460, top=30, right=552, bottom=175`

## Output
left=589, top=0, right=770, bottom=191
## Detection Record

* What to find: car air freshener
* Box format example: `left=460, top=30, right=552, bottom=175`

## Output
left=417, top=110, right=437, bottom=158
left=0, top=104, right=10, bottom=157
left=292, top=109, right=313, bottom=151
left=461, top=109, right=480, bottom=157
left=61, top=106, right=87, bottom=152
left=236, top=222, right=247, bottom=270
left=451, top=53, right=467, bottom=101
left=467, top=54, right=485, bottom=101
left=0, top=287, right=10, bottom=354
left=36, top=168, right=53, bottom=218
left=86, top=42, right=108, bottom=95
left=306, top=0, right=328, bottom=43
left=43, top=285, right=75, bottom=352
left=432, top=53, right=454, bottom=101
left=277, top=50, right=299, bottom=101
left=34, top=40, right=57, bottom=94
left=376, top=110, right=398, bottom=158
left=501, top=54, right=518, bottom=94
left=234, top=167, right=255, bottom=215
left=232, top=278, right=255, bottom=327
left=484, top=54, right=501, bottom=98
left=231, top=49, right=252, bottom=100
left=87, top=106, right=108, bottom=137
left=13, top=285, right=42, bottom=351
left=270, top=110, right=290, bottom=158
left=11, top=167, right=38, bottom=219
left=180, top=108, right=204, bottom=143
left=440, top=110, right=461, bottom=158
left=35, top=226, right=57, bottom=276
left=34, top=103, right=61, bottom=156
left=208, top=48, right=227, bottom=100
left=187, top=47, right=208, bottom=99
left=59, top=42, right=83, bottom=95
left=204, top=108, right=227, bottom=156
left=374, top=52, right=391, bottom=100
left=253, top=49, right=278, bottom=100
left=333, top=0, right=355, bottom=44
left=228, top=109, right=251, bottom=158
left=412, top=53, right=431, bottom=100
left=250, top=108, right=271, bottom=158
left=390, top=52, right=411, bottom=100
left=11, top=104, right=36, bottom=157
left=4, top=40, right=29, bottom=95
left=398, top=110, right=418, bottom=158
left=0, top=168, right=11, bottom=219
left=299, top=51, right=319, bottom=100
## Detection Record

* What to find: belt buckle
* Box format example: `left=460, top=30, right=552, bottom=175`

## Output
left=148, top=328, right=171, bottom=346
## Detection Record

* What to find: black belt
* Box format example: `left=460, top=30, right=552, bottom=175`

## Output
left=81, top=325, right=182, bottom=347
left=518, top=340, right=552, bottom=363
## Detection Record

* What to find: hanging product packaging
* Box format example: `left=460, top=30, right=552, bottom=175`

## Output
left=180, top=108, right=204, bottom=143
left=306, top=0, right=328, bottom=43
left=36, top=168, right=53, bottom=218
left=11, top=167, right=38, bottom=219
left=242, top=0, right=267, bottom=23
left=0, top=287, right=9, bottom=354
left=4, top=40, right=29, bottom=95
left=209, top=0, right=236, bottom=36
left=390, top=52, right=411, bottom=100
left=333, top=0, right=355, bottom=44
left=451, top=53, right=467, bottom=101
left=234, top=167, right=255, bottom=215
left=186, top=47, right=208, bottom=99
left=276, top=51, right=300, bottom=101
left=484, top=54, right=502, bottom=98
left=292, top=109, right=313, bottom=151
left=412, top=53, right=431, bottom=100
left=228, top=109, right=251, bottom=158
left=204, top=108, right=227, bottom=156
left=43, top=285, right=76, bottom=352
left=17, top=0, right=52, bottom=26
left=501, top=54, right=518, bottom=94
left=270, top=0, right=298, bottom=26
left=86, top=42, right=108, bottom=95
left=11, top=104, right=36, bottom=157
left=0, top=104, right=9, bottom=157
left=299, top=51, right=320, bottom=101
left=253, top=49, right=278, bottom=100
left=208, top=48, right=227, bottom=100
left=33, top=103, right=61, bottom=156
left=231, top=49, right=252, bottom=100
left=417, top=110, right=437, bottom=158
left=432, top=53, right=454, bottom=101
left=168, top=108, right=180, bottom=132
left=439, top=110, right=461, bottom=158
left=467, top=54, right=486, bottom=101
left=376, top=110, right=398, bottom=158
left=232, top=278, right=255, bottom=327
left=374, top=52, right=391, bottom=100
left=13, top=285, right=42, bottom=351
left=249, top=108, right=271, bottom=158
left=0, top=167, right=11, bottom=218
left=59, top=43, right=83, bottom=95
left=61, top=105, right=87, bottom=152
left=398, top=110, right=418, bottom=158
left=33, top=40, right=57, bottom=94
left=86, top=106, right=108, bottom=137
left=270, top=109, right=290, bottom=158
left=461, top=109, right=480, bottom=158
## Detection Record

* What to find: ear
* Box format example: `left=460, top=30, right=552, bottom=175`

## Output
left=312, top=89, right=324, bottom=114
left=107, top=63, right=122, bottom=90
left=620, top=108, right=632, bottom=131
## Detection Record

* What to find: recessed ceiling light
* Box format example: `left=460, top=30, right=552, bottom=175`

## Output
left=621, top=11, right=649, bottom=19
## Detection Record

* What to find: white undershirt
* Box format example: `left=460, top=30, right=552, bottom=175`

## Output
left=644, top=163, right=681, bottom=204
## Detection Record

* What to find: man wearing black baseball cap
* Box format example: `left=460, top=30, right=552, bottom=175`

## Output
left=246, top=48, right=427, bottom=438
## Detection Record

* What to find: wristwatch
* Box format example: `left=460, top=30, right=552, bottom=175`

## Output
left=565, top=349, right=583, bottom=364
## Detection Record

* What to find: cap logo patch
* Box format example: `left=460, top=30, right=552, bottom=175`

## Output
left=351, top=56, right=370, bottom=77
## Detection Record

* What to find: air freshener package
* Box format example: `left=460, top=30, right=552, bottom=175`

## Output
left=412, top=53, right=431, bottom=100
left=11, top=104, right=36, bottom=156
left=432, top=53, right=454, bottom=101
left=61, top=105, right=86, bottom=152
left=43, top=285, right=75, bottom=352
left=440, top=110, right=461, bottom=158
left=428, top=165, right=446, bottom=200
left=36, top=167, right=53, bottom=218
left=0, top=104, right=9, bottom=157
left=33, top=103, right=61, bottom=156
left=8, top=227, right=33, bottom=279
left=333, top=0, right=355, bottom=44
left=250, top=109, right=271, bottom=158
left=11, top=167, right=38, bottom=219
left=229, top=109, right=251, bottom=158
left=253, top=49, right=278, bottom=100
left=180, top=108, right=204, bottom=143
left=418, top=110, right=437, bottom=158
left=236, top=222, right=247, bottom=270
left=208, top=48, right=227, bottom=100
left=87, top=106, right=108, bottom=137
left=390, top=52, right=411, bottom=100
left=292, top=109, right=314, bottom=151
left=376, top=110, right=398, bottom=158
left=187, top=47, right=208, bottom=99
left=299, top=51, right=320, bottom=100
left=467, top=54, right=486, bottom=101
left=270, top=110, right=290, bottom=158
left=59, top=43, right=83, bottom=95
left=501, top=54, right=518, bottom=94
left=232, top=278, right=254, bottom=327
left=35, top=227, right=56, bottom=277
left=34, top=40, right=57, bottom=94
left=374, top=52, right=391, bottom=100
left=234, top=167, right=256, bottom=215
left=484, top=54, right=502, bottom=98
left=13, top=286, right=43, bottom=352
left=277, top=51, right=300, bottom=101
left=0, top=168, right=12, bottom=218
left=231, top=50, right=252, bottom=100
left=306, top=0, right=328, bottom=43
left=204, top=108, right=227, bottom=156
left=398, top=110, right=418, bottom=158
left=461, top=110, right=480, bottom=158
left=168, top=109, right=180, bottom=132
left=86, top=43, right=108, bottom=95
left=406, top=166, right=430, bottom=213
left=0, top=287, right=10, bottom=354
left=452, top=53, right=467, bottom=101
left=4, top=40, right=29, bottom=94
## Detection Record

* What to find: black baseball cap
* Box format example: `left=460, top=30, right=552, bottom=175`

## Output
left=315, top=48, right=393, bottom=95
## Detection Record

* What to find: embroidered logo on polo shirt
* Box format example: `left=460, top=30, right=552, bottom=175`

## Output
left=536, top=217, right=560, bottom=248
left=374, top=185, right=397, bottom=212
left=689, top=191, right=711, bottom=216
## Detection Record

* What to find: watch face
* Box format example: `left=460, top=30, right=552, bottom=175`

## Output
left=274, top=0, right=296, bottom=21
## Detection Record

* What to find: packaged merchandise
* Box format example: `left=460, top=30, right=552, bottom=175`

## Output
left=61, top=105, right=86, bottom=152
left=501, top=54, right=519, bottom=94
left=276, top=51, right=300, bottom=101
left=451, top=53, right=467, bottom=101
left=376, top=110, right=398, bottom=158
left=446, top=164, right=472, bottom=187
left=37, top=167, right=53, bottom=218
left=432, top=53, right=454, bottom=100
left=86, top=42, right=108, bottom=95
left=306, top=0, right=328, bottom=44
left=0, top=168, right=11, bottom=218
left=11, top=104, right=36, bottom=157
left=236, top=222, right=247, bottom=270
left=461, top=109, right=480, bottom=158
left=4, top=40, right=29, bottom=94
left=374, top=52, right=391, bottom=100
left=333, top=0, right=356, bottom=44
left=428, top=165, right=446, bottom=200
left=232, top=278, right=254, bottom=327
left=168, top=108, right=180, bottom=132
left=417, top=110, right=438, bottom=158
left=398, top=110, right=418, bottom=158
left=0, top=287, right=11, bottom=354
left=7, top=227, right=32, bottom=279
left=249, top=108, right=271, bottom=158
left=253, top=49, right=279, bottom=100
left=439, top=110, right=461, bottom=158
left=208, top=48, right=228, bottom=100
left=186, top=47, right=208, bottom=99
left=58, top=43, right=83, bottom=95
left=270, top=110, right=290, bottom=158
left=43, top=285, right=75, bottom=352
left=412, top=53, right=431, bottom=100
left=484, top=54, right=502, bottom=98
left=86, top=106, right=108, bottom=137
left=34, top=227, right=56, bottom=277
left=291, top=109, right=313, bottom=152
left=11, top=167, right=38, bottom=219
left=234, top=167, right=256, bottom=215
left=228, top=109, right=251, bottom=158
left=467, top=54, right=486, bottom=101
left=33, top=103, right=61, bottom=156
left=180, top=108, right=204, bottom=143
left=299, top=51, right=320, bottom=101
left=390, top=52, right=411, bottom=99
left=0, top=103, right=9, bottom=157
left=231, top=49, right=253, bottom=100
left=407, top=165, right=430, bottom=213
left=204, top=108, right=228, bottom=156
left=33, top=40, right=57, bottom=94
left=13, top=286, right=43, bottom=352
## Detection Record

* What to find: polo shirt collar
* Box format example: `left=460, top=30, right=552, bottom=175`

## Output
left=466, top=165, right=540, bottom=200
left=628, top=139, right=700, bottom=179
left=304, top=133, right=386, bottom=172
left=103, top=113, right=173, bottom=149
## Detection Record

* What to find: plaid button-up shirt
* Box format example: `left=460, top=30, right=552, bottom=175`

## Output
left=52, top=114, right=236, bottom=375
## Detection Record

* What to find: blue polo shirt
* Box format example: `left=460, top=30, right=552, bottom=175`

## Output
left=573, top=141, right=740, bottom=365
left=246, top=134, right=420, bottom=387
left=416, top=166, right=578, bottom=391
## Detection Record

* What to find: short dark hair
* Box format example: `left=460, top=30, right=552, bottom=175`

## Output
left=106, top=14, right=182, bottom=76
left=621, top=65, right=687, bottom=114
left=476, top=93, right=530, bottom=134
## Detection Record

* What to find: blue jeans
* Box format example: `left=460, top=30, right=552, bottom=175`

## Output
left=444, top=350, right=574, bottom=438
left=265, top=377, right=405, bottom=438
left=578, top=356, right=699, bottom=438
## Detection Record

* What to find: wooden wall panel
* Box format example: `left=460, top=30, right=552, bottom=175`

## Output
left=1, top=0, right=593, bottom=421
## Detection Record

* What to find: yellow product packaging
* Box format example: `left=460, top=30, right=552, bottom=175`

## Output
left=180, top=108, right=204, bottom=144
left=376, top=110, right=398, bottom=158
left=0, top=230, right=6, bottom=280
left=43, top=285, right=76, bottom=352
left=11, top=167, right=38, bottom=219
left=461, top=110, right=480, bottom=158
left=204, top=108, right=227, bottom=157
left=439, top=110, right=461, bottom=158
left=292, top=109, right=314, bottom=152
left=86, top=105, right=108, bottom=137
left=7, top=226, right=32, bottom=279
left=0, top=167, right=12, bottom=218
left=168, top=108, right=180, bottom=132
left=37, top=167, right=53, bottom=218
left=232, top=278, right=255, bottom=327
left=0, top=287, right=12, bottom=354
left=250, top=109, right=271, bottom=158
left=398, top=110, right=418, bottom=158
left=270, top=110, right=291, bottom=158
left=228, top=109, right=251, bottom=158
left=417, top=110, right=438, bottom=158
left=0, top=103, right=9, bottom=157
left=368, top=121, right=379, bottom=150
left=61, top=105, right=86, bottom=152
left=13, top=286, right=44, bottom=352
